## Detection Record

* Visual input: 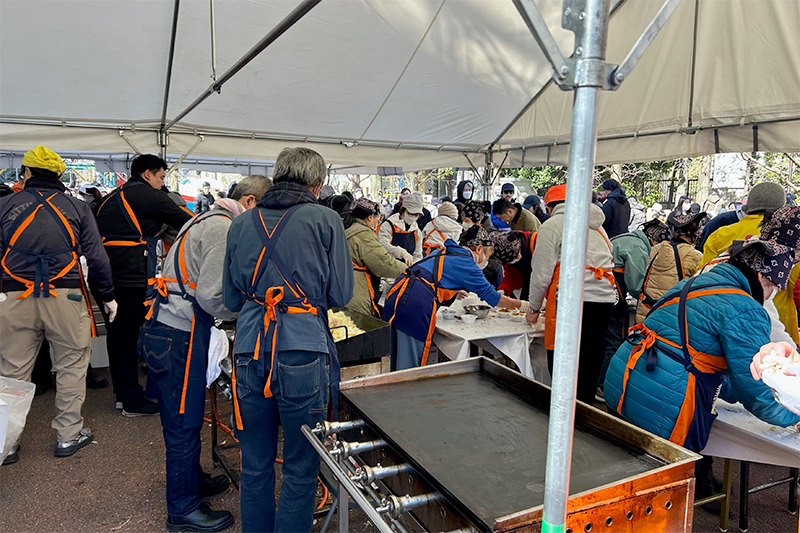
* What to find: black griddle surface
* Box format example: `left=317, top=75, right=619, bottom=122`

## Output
left=343, top=372, right=664, bottom=526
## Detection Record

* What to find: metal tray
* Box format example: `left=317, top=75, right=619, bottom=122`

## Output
left=339, top=357, right=699, bottom=532
left=331, top=308, right=390, bottom=366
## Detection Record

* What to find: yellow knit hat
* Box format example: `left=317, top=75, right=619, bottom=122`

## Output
left=21, top=145, right=66, bottom=175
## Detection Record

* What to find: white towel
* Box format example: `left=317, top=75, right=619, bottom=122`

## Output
left=206, top=327, right=229, bottom=388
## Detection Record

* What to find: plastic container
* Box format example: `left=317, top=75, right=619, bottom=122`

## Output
left=461, top=314, right=477, bottom=325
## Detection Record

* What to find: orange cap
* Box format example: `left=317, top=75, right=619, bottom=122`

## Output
left=544, top=184, right=566, bottom=206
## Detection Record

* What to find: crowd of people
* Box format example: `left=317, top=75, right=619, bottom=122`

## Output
left=2, top=144, right=800, bottom=531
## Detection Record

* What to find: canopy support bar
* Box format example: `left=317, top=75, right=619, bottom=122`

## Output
left=512, top=0, right=571, bottom=84
left=686, top=0, right=700, bottom=127
left=168, top=135, right=205, bottom=173
left=210, top=0, right=218, bottom=82
left=119, top=130, right=142, bottom=155
left=160, top=0, right=181, bottom=159
left=165, top=0, right=322, bottom=131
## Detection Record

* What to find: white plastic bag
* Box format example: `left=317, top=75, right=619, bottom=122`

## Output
left=0, top=376, right=35, bottom=463
left=762, top=362, right=800, bottom=416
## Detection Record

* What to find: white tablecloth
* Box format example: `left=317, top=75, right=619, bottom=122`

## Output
left=701, top=400, right=800, bottom=468
left=433, top=308, right=544, bottom=379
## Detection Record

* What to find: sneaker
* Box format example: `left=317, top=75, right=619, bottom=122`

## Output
left=166, top=503, right=234, bottom=532
left=86, top=368, right=108, bottom=389
left=55, top=428, right=93, bottom=458
left=594, top=387, right=605, bottom=403
left=115, top=401, right=123, bottom=410
left=2, top=444, right=20, bottom=466
left=122, top=399, right=159, bottom=417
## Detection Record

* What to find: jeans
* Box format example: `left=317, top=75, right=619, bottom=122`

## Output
left=598, top=299, right=629, bottom=389
left=140, top=321, right=202, bottom=518
left=235, top=350, right=329, bottom=533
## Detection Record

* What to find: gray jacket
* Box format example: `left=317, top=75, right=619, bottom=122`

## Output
left=157, top=208, right=238, bottom=332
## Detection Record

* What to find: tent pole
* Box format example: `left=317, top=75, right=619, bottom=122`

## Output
left=165, top=0, right=322, bottom=131
left=160, top=0, right=181, bottom=160
left=541, top=1, right=610, bottom=532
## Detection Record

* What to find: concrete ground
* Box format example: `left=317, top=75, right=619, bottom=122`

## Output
left=1, top=367, right=798, bottom=533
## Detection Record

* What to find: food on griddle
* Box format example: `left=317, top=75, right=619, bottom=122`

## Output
left=328, top=310, right=365, bottom=342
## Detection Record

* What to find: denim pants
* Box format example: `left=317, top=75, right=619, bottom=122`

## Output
left=235, top=350, right=329, bottom=533
left=139, top=321, right=202, bottom=518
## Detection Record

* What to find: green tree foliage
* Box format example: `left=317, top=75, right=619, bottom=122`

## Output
left=503, top=166, right=567, bottom=195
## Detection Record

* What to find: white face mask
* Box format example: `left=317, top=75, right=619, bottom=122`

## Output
left=463, top=190, right=472, bottom=200
left=765, top=286, right=778, bottom=303
left=462, top=221, right=473, bottom=231
left=510, top=254, right=522, bottom=264
left=402, top=213, right=418, bottom=226
left=477, top=257, right=489, bottom=269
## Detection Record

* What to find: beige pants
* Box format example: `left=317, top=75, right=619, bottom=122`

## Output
left=0, top=288, right=92, bottom=442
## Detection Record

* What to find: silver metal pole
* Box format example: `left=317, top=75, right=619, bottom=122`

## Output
left=542, top=1, right=610, bottom=532
left=210, top=0, right=218, bottom=82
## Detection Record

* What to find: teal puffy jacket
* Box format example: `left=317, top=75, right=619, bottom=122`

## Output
left=604, top=262, right=800, bottom=452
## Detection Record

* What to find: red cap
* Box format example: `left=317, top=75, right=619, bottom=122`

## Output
left=544, top=184, right=566, bottom=206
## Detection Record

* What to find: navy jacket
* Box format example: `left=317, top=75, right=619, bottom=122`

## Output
left=223, top=182, right=353, bottom=356
left=602, top=189, right=631, bottom=238
left=697, top=210, right=739, bottom=252
left=0, top=179, right=114, bottom=301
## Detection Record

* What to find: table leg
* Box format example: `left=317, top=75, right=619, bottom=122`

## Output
left=210, top=384, right=219, bottom=467
left=338, top=479, right=349, bottom=533
left=790, top=467, right=798, bottom=515
left=739, top=461, right=750, bottom=532
left=721, top=458, right=733, bottom=532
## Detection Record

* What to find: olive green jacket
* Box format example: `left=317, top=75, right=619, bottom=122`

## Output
left=345, top=219, right=406, bottom=317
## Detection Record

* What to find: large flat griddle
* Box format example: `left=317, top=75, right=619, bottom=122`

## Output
left=344, top=371, right=663, bottom=526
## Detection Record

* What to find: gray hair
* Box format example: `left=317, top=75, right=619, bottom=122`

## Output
left=231, top=174, right=272, bottom=202
left=273, top=147, right=326, bottom=187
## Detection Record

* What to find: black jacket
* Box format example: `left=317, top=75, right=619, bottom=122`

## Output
left=602, top=188, right=631, bottom=238
left=194, top=191, right=215, bottom=214
left=0, top=178, right=114, bottom=300
left=95, top=177, right=192, bottom=288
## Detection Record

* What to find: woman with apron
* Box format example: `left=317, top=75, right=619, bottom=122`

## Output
left=384, top=226, right=529, bottom=370
left=378, top=191, right=424, bottom=266
left=344, top=198, right=406, bottom=317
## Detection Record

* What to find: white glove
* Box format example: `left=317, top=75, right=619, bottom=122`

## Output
left=518, top=300, right=530, bottom=313
left=104, top=300, right=118, bottom=323
left=402, top=251, right=415, bottom=266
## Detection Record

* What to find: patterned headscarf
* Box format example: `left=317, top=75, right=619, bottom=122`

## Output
left=462, top=200, right=485, bottom=223
left=729, top=237, right=794, bottom=290
left=667, top=210, right=706, bottom=235
left=642, top=219, right=670, bottom=243
left=349, top=197, right=381, bottom=217
left=760, top=206, right=800, bottom=249
left=459, top=225, right=493, bottom=249
left=490, top=231, right=523, bottom=264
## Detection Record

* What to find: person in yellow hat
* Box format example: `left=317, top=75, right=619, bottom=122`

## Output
left=0, top=145, right=116, bottom=464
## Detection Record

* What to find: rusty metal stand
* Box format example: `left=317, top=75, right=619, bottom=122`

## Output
left=209, top=383, right=240, bottom=490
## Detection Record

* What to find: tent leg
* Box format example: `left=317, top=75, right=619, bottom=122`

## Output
left=541, top=1, right=610, bottom=532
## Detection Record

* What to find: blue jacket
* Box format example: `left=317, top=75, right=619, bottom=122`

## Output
left=604, top=262, right=800, bottom=451
left=223, top=183, right=353, bottom=356
left=697, top=210, right=739, bottom=252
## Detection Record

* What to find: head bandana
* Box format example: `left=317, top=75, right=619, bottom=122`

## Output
left=642, top=219, right=670, bottom=243
left=760, top=206, right=800, bottom=249
left=462, top=200, right=485, bottom=223
left=459, top=225, right=493, bottom=249
left=730, top=237, right=794, bottom=290
left=489, top=231, right=523, bottom=265
left=22, top=145, right=66, bottom=175
left=213, top=198, right=247, bottom=217
left=349, top=197, right=381, bottom=217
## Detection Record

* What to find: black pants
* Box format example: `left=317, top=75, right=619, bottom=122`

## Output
left=94, top=285, right=147, bottom=408
left=547, top=301, right=614, bottom=404
left=598, top=299, right=629, bottom=389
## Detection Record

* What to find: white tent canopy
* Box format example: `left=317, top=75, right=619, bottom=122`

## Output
left=1, top=0, right=798, bottom=168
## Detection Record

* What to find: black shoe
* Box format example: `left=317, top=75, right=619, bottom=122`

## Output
left=34, top=382, right=51, bottom=396
left=166, top=503, right=234, bottom=532
left=122, top=399, right=159, bottom=417
left=199, top=472, right=230, bottom=498
left=55, top=428, right=93, bottom=458
left=86, top=369, right=108, bottom=389
left=2, top=444, right=19, bottom=466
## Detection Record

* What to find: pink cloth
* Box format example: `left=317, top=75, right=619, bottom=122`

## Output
left=213, top=198, right=246, bottom=218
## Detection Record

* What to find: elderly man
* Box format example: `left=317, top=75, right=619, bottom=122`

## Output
left=0, top=146, right=115, bottom=463
left=223, top=147, right=353, bottom=533
left=94, top=154, right=193, bottom=416
left=230, top=174, right=273, bottom=209
left=139, top=197, right=254, bottom=532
